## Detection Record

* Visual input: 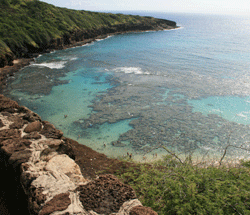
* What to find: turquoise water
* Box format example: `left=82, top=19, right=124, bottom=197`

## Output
left=189, top=96, right=250, bottom=125
left=4, top=12, right=250, bottom=161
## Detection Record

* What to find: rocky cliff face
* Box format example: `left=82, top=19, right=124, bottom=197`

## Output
left=0, top=94, right=157, bottom=215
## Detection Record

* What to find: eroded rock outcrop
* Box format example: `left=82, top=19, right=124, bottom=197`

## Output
left=0, top=94, right=157, bottom=215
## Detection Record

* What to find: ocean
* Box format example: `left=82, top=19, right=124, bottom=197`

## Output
left=4, top=12, right=250, bottom=162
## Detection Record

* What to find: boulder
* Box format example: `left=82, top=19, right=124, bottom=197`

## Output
left=40, top=121, right=63, bottom=139
left=45, top=154, right=87, bottom=184
left=24, top=121, right=42, bottom=133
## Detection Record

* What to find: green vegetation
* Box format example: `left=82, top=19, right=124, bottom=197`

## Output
left=0, top=0, right=176, bottom=66
left=115, top=156, right=250, bottom=214
left=0, top=40, right=13, bottom=65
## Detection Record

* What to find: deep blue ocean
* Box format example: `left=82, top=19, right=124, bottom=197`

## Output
left=5, top=12, right=250, bottom=162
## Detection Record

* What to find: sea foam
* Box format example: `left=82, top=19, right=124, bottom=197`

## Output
left=96, top=35, right=113, bottom=42
left=236, top=112, right=248, bottom=118
left=30, top=61, right=67, bottom=69
left=112, top=67, right=149, bottom=75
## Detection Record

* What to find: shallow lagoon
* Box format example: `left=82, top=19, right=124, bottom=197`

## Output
left=4, top=13, right=250, bottom=162
left=189, top=96, right=250, bottom=125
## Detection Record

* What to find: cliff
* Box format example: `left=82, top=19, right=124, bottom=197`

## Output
left=0, top=0, right=177, bottom=67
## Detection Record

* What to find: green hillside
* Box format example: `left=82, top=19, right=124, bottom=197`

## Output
left=0, top=0, right=176, bottom=67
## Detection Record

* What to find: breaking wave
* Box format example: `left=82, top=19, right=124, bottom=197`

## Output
left=112, top=67, right=150, bottom=75
left=30, top=61, right=67, bottom=69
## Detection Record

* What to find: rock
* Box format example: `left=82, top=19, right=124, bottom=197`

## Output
left=22, top=112, right=41, bottom=122
left=57, top=138, right=75, bottom=159
left=23, top=131, right=42, bottom=140
left=40, top=148, right=56, bottom=157
left=28, top=187, right=47, bottom=214
left=1, top=138, right=31, bottom=156
left=129, top=205, right=158, bottom=215
left=77, top=174, right=137, bottom=214
left=24, top=121, right=42, bottom=133
left=20, top=165, right=40, bottom=191
left=0, top=129, right=21, bottom=143
left=19, top=106, right=41, bottom=122
left=61, top=137, right=77, bottom=154
left=0, top=112, right=11, bottom=117
left=40, top=148, right=58, bottom=162
left=8, top=149, right=32, bottom=168
left=31, top=173, right=76, bottom=201
left=40, top=121, right=63, bottom=139
left=40, top=139, right=62, bottom=149
left=45, top=154, right=87, bottom=184
left=9, top=117, right=26, bottom=129
left=116, top=199, right=142, bottom=215
left=0, top=94, right=19, bottom=112
left=39, top=193, right=71, bottom=215
left=62, top=192, right=90, bottom=214
left=0, top=119, right=4, bottom=128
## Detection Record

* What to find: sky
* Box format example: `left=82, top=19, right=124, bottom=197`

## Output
left=39, top=0, right=250, bottom=16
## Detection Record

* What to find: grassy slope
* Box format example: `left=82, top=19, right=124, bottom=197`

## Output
left=0, top=0, right=176, bottom=66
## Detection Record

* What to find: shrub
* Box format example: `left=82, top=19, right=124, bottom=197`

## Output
left=115, top=156, right=250, bottom=214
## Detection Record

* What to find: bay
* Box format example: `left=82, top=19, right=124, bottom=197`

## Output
left=4, top=12, right=250, bottom=162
